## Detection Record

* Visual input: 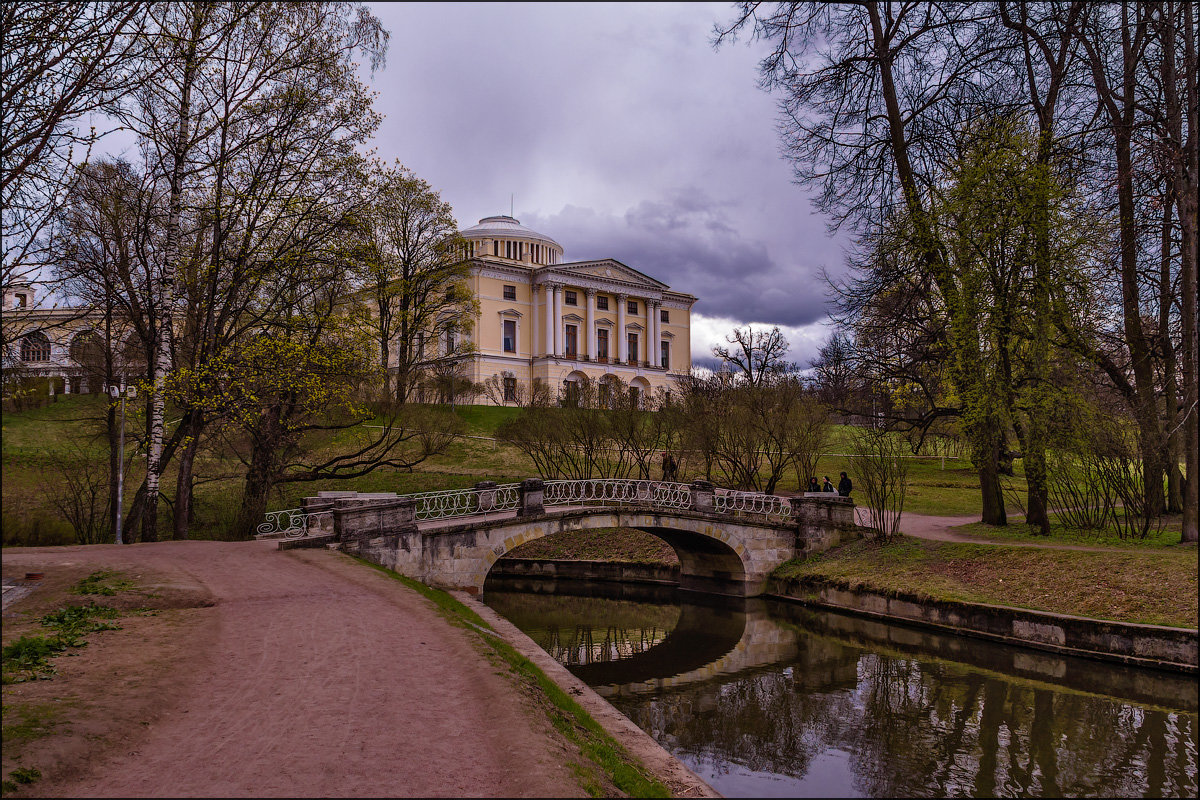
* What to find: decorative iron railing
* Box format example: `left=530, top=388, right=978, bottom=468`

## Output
left=543, top=479, right=693, bottom=511
left=713, top=489, right=793, bottom=521
left=406, top=483, right=522, bottom=521
left=266, top=479, right=800, bottom=533
left=256, top=508, right=331, bottom=539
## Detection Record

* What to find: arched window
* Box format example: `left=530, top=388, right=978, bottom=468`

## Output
left=70, top=330, right=104, bottom=367
left=20, top=331, right=50, bottom=362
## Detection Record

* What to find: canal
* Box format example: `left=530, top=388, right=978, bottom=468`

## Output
left=482, top=577, right=1198, bottom=798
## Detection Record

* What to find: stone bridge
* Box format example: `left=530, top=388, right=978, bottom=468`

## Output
left=260, top=479, right=858, bottom=597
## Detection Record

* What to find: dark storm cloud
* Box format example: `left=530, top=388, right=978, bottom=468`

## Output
left=364, top=2, right=851, bottom=354
left=523, top=194, right=832, bottom=328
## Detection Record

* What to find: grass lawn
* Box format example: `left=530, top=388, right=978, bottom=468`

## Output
left=773, top=536, right=1199, bottom=629
left=950, top=515, right=1186, bottom=549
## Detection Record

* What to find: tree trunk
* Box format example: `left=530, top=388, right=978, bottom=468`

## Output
left=1164, top=0, right=1198, bottom=542
left=172, top=411, right=202, bottom=539
left=232, top=404, right=284, bottom=540
left=144, top=6, right=202, bottom=543
left=1160, top=196, right=1183, bottom=513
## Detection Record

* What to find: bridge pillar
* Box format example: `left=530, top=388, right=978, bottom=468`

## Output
left=475, top=481, right=498, bottom=511
left=689, top=480, right=714, bottom=512
left=789, top=495, right=858, bottom=555
left=298, top=498, right=335, bottom=536
left=519, top=478, right=545, bottom=516
left=332, top=496, right=417, bottom=546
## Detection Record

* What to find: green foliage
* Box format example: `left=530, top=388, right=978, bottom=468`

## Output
left=1, top=605, right=121, bottom=684
left=4, top=767, right=41, bottom=790
left=72, top=571, right=137, bottom=596
left=0, top=511, right=74, bottom=548
left=1, top=704, right=63, bottom=745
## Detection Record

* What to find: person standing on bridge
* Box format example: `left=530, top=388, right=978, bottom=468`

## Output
left=822, top=476, right=835, bottom=492
left=838, top=472, right=853, bottom=497
left=808, top=477, right=820, bottom=493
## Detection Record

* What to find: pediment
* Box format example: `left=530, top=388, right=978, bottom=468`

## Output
left=552, top=259, right=669, bottom=290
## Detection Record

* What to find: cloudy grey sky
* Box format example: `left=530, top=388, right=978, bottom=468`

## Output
left=364, top=2, right=849, bottom=367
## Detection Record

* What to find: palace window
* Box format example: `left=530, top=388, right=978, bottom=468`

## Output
left=565, top=324, right=578, bottom=356
left=21, top=331, right=50, bottom=362
left=503, top=376, right=517, bottom=402
left=660, top=340, right=670, bottom=369
left=563, top=380, right=581, bottom=407
left=599, top=380, right=611, bottom=407
left=15, top=293, right=26, bottom=307
left=660, top=309, right=669, bottom=323
left=493, top=240, right=500, bottom=256
left=503, top=320, right=516, bottom=353
left=629, top=385, right=641, bottom=408
left=597, top=296, right=609, bottom=311
left=627, top=332, right=638, bottom=363
left=596, top=329, right=609, bottom=360
left=627, top=300, right=638, bottom=315
left=564, top=290, right=577, bottom=306
left=505, top=240, right=525, bottom=260
left=503, top=285, right=516, bottom=300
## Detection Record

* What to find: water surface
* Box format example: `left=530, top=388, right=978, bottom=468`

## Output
left=483, top=577, right=1198, bottom=798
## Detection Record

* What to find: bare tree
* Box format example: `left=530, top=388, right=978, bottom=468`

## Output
left=354, top=161, right=475, bottom=404
left=112, top=2, right=388, bottom=541
left=1, top=1, right=149, bottom=326
left=711, top=325, right=792, bottom=388
left=849, top=426, right=909, bottom=541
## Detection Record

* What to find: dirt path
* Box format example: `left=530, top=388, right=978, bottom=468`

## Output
left=3, top=541, right=584, bottom=798
left=854, top=508, right=1161, bottom=553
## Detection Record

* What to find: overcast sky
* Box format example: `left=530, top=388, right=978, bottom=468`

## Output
left=364, top=2, right=849, bottom=367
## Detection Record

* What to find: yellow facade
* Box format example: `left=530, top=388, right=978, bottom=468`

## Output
left=459, top=215, right=696, bottom=404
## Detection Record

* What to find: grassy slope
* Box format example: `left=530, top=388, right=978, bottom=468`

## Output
left=773, top=536, right=1198, bottom=628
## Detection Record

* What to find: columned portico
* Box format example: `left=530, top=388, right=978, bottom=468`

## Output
left=452, top=214, right=696, bottom=404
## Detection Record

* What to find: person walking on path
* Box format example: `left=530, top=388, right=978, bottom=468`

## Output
left=838, top=472, right=852, bottom=497
left=661, top=452, right=678, bottom=482
left=822, top=476, right=835, bottom=493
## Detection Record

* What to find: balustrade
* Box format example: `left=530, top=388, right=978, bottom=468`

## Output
left=257, top=508, right=332, bottom=539
left=267, top=479, right=810, bottom=535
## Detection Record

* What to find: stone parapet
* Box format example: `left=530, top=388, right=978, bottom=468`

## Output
left=331, top=496, right=417, bottom=544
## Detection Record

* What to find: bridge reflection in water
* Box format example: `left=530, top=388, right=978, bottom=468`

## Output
left=482, top=578, right=1198, bottom=799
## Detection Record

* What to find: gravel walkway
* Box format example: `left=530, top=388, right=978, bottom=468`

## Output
left=3, top=540, right=583, bottom=798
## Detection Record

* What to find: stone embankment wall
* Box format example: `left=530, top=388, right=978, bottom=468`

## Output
left=770, top=578, right=1198, bottom=674
left=489, top=558, right=680, bottom=585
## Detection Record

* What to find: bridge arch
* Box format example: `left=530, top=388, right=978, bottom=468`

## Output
left=435, top=508, right=797, bottom=597
left=310, top=481, right=856, bottom=598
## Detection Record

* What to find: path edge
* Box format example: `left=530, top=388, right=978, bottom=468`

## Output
left=453, top=591, right=722, bottom=799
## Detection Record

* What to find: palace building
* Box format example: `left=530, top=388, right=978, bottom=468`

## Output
left=2, top=215, right=698, bottom=405
left=456, top=215, right=696, bottom=404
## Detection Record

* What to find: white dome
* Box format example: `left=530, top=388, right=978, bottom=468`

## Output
left=460, top=215, right=562, bottom=250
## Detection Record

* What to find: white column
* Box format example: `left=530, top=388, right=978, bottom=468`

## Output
left=543, top=284, right=553, bottom=356
left=551, top=284, right=562, bottom=356
left=585, top=289, right=596, bottom=359
left=617, top=293, right=628, bottom=363
left=651, top=301, right=660, bottom=367
left=531, top=284, right=540, bottom=357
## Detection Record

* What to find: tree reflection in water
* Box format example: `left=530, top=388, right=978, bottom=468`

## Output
left=484, top=583, right=1198, bottom=798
